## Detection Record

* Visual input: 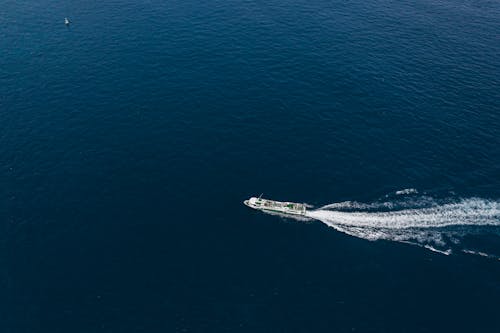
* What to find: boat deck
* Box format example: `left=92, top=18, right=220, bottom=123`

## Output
left=244, top=197, right=307, bottom=215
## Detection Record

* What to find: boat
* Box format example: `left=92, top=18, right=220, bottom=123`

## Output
left=244, top=195, right=307, bottom=216
left=65, top=18, right=70, bottom=26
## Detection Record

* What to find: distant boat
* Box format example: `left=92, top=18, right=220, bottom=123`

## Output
left=64, top=18, right=70, bottom=26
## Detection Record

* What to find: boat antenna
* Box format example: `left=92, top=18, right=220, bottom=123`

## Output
left=258, top=193, right=263, bottom=199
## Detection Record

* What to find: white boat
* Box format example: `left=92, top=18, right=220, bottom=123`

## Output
left=244, top=195, right=307, bottom=216
left=65, top=18, right=70, bottom=25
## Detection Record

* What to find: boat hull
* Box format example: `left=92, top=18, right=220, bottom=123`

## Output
left=244, top=197, right=307, bottom=216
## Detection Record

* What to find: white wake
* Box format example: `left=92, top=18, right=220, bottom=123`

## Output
left=303, top=195, right=500, bottom=257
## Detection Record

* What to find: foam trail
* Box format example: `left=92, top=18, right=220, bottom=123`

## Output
left=395, top=188, right=418, bottom=195
left=462, top=249, right=491, bottom=258
left=308, top=199, right=500, bottom=229
left=304, top=197, right=500, bottom=256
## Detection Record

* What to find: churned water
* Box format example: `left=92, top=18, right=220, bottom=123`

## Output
left=2, top=0, right=500, bottom=331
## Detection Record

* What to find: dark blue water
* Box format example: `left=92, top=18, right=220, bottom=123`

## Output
left=2, top=0, right=500, bottom=331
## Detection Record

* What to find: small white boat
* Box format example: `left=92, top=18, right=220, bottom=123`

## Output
left=64, top=18, right=70, bottom=26
left=244, top=195, right=307, bottom=216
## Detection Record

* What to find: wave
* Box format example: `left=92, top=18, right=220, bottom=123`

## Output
left=395, top=188, right=418, bottom=195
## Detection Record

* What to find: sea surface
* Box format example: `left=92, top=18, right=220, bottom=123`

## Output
left=2, top=0, right=500, bottom=332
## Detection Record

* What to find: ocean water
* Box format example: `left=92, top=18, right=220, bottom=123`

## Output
left=2, top=0, right=500, bottom=331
